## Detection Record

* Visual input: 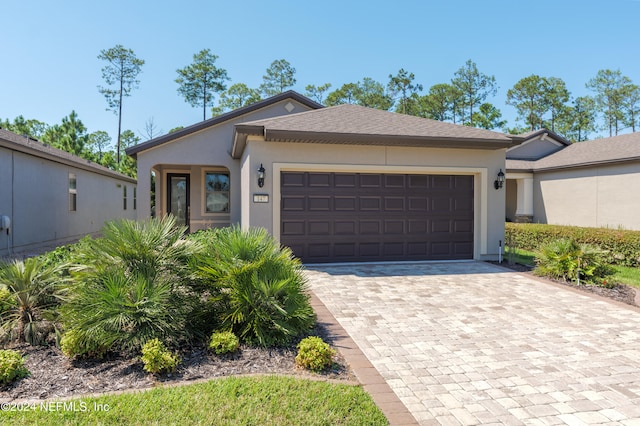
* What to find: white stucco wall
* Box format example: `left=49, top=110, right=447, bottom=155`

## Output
left=0, top=147, right=136, bottom=256
left=534, top=163, right=640, bottom=230
left=241, top=140, right=507, bottom=260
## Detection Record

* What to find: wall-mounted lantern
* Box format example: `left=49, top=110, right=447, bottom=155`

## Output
left=257, top=163, right=266, bottom=188
left=494, top=169, right=505, bottom=190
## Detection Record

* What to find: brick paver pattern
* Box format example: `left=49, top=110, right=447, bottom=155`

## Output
left=305, top=262, right=640, bottom=425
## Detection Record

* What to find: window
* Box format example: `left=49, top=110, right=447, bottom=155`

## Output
left=68, top=173, right=77, bottom=212
left=123, top=186, right=127, bottom=210
left=205, top=172, right=230, bottom=213
left=133, top=187, right=137, bottom=210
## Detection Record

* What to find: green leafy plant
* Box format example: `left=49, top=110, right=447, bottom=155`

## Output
left=60, top=328, right=109, bottom=359
left=534, top=238, right=612, bottom=284
left=209, top=331, right=240, bottom=355
left=0, top=349, right=29, bottom=384
left=0, top=258, right=67, bottom=345
left=61, top=216, right=207, bottom=354
left=295, top=336, right=335, bottom=372
left=141, top=338, right=180, bottom=375
left=197, top=226, right=315, bottom=347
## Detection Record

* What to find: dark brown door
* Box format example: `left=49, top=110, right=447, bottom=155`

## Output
left=280, top=172, right=474, bottom=263
left=167, top=173, right=190, bottom=232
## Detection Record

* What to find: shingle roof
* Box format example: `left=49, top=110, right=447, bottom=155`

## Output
left=507, top=132, right=640, bottom=172
left=126, top=91, right=323, bottom=158
left=232, top=104, right=522, bottom=158
left=516, top=128, right=570, bottom=146
left=0, top=128, right=136, bottom=183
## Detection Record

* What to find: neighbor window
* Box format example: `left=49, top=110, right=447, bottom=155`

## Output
left=133, top=187, right=137, bottom=210
left=68, top=173, right=77, bottom=212
left=123, top=186, right=127, bottom=210
left=205, top=172, right=230, bottom=213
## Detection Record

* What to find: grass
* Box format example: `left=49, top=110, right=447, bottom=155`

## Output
left=506, top=247, right=640, bottom=289
left=2, top=375, right=387, bottom=425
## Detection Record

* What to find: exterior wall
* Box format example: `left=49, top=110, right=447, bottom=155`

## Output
left=0, top=147, right=136, bottom=256
left=507, top=137, right=564, bottom=160
left=241, top=140, right=506, bottom=260
left=533, top=163, right=640, bottom=230
left=134, top=98, right=315, bottom=231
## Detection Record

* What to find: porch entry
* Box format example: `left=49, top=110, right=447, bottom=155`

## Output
left=167, top=173, right=190, bottom=231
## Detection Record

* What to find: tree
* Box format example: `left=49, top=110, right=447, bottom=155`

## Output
left=0, top=116, right=48, bottom=139
left=622, top=84, right=640, bottom=132
left=325, top=83, right=360, bottom=106
left=139, top=117, right=163, bottom=140
left=420, top=83, right=463, bottom=122
left=586, top=69, right=633, bottom=136
left=41, top=111, right=88, bottom=156
left=304, top=83, right=332, bottom=104
left=325, top=79, right=393, bottom=110
left=471, top=103, right=507, bottom=130
left=388, top=69, right=423, bottom=114
left=98, top=44, right=144, bottom=164
left=543, top=77, right=570, bottom=132
left=176, top=49, right=229, bottom=121
left=259, top=59, right=296, bottom=97
left=87, top=131, right=112, bottom=161
left=452, top=60, right=497, bottom=126
left=212, top=83, right=262, bottom=116
left=563, top=96, right=598, bottom=142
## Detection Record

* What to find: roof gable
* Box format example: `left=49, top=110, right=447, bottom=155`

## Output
left=126, top=91, right=323, bottom=158
left=232, top=104, right=522, bottom=158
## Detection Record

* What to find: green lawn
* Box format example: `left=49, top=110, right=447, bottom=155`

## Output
left=3, top=375, right=387, bottom=425
left=506, top=247, right=640, bottom=289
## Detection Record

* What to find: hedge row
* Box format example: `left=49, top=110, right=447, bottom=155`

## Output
left=505, top=223, right=640, bottom=267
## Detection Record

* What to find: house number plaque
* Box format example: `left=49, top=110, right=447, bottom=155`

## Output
left=253, top=194, right=269, bottom=203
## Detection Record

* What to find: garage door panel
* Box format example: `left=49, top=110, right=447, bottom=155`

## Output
left=281, top=172, right=473, bottom=263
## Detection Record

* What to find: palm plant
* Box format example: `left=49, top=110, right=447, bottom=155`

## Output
left=61, top=216, right=206, bottom=354
left=534, top=238, right=612, bottom=283
left=198, top=226, right=315, bottom=347
left=0, top=257, right=66, bottom=345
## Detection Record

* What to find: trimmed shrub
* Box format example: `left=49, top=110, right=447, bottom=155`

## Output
left=141, top=339, right=180, bottom=375
left=209, top=331, right=240, bottom=355
left=295, top=336, right=335, bottom=372
left=197, top=226, right=315, bottom=347
left=0, top=349, right=29, bottom=384
left=534, top=238, right=612, bottom=284
left=60, top=329, right=109, bottom=359
left=506, top=223, right=640, bottom=267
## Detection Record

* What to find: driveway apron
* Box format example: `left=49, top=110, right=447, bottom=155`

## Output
left=305, top=261, right=640, bottom=425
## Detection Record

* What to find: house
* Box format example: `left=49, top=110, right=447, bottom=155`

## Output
left=506, top=130, right=640, bottom=230
left=0, top=128, right=137, bottom=256
left=127, top=91, right=523, bottom=263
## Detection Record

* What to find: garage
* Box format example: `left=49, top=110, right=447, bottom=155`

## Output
left=280, top=171, right=474, bottom=263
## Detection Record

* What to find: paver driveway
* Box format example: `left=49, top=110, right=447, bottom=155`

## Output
left=305, top=261, right=640, bottom=425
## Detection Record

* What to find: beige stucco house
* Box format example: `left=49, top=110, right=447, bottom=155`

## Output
left=506, top=129, right=640, bottom=230
left=0, top=128, right=137, bottom=256
left=127, top=91, right=523, bottom=263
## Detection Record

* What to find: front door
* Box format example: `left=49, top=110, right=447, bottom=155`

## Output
left=167, top=173, right=190, bottom=231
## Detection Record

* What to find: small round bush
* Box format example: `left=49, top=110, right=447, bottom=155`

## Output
left=209, top=331, right=240, bottom=355
left=295, top=336, right=335, bottom=372
left=60, top=329, right=109, bottom=359
left=141, top=338, right=180, bottom=375
left=0, top=349, right=29, bottom=384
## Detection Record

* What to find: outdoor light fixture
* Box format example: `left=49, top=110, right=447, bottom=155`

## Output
left=257, top=163, right=266, bottom=188
left=494, top=169, right=505, bottom=190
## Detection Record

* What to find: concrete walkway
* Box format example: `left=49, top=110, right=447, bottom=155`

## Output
left=305, top=262, right=640, bottom=425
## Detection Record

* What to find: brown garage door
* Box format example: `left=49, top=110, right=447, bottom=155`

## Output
left=280, top=172, right=474, bottom=263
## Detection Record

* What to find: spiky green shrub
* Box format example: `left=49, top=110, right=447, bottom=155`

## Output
left=0, top=349, right=29, bottom=384
left=295, top=337, right=335, bottom=372
left=141, top=338, right=180, bottom=375
left=209, top=331, right=240, bottom=355
left=534, top=238, right=612, bottom=283
left=197, top=226, right=315, bottom=347
left=0, top=258, right=67, bottom=345
left=61, top=216, right=206, bottom=354
left=60, top=328, right=109, bottom=359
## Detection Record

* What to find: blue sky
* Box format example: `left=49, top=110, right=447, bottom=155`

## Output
left=2, top=0, right=639, bottom=145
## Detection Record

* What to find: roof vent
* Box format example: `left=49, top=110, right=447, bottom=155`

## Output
left=284, top=102, right=295, bottom=113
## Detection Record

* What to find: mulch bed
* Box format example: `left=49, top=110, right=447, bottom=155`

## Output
left=492, top=261, right=638, bottom=307
left=1, top=323, right=356, bottom=403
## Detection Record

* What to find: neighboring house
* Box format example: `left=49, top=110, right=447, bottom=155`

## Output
left=127, top=91, right=523, bottom=263
left=0, top=128, right=137, bottom=256
left=506, top=129, right=640, bottom=230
